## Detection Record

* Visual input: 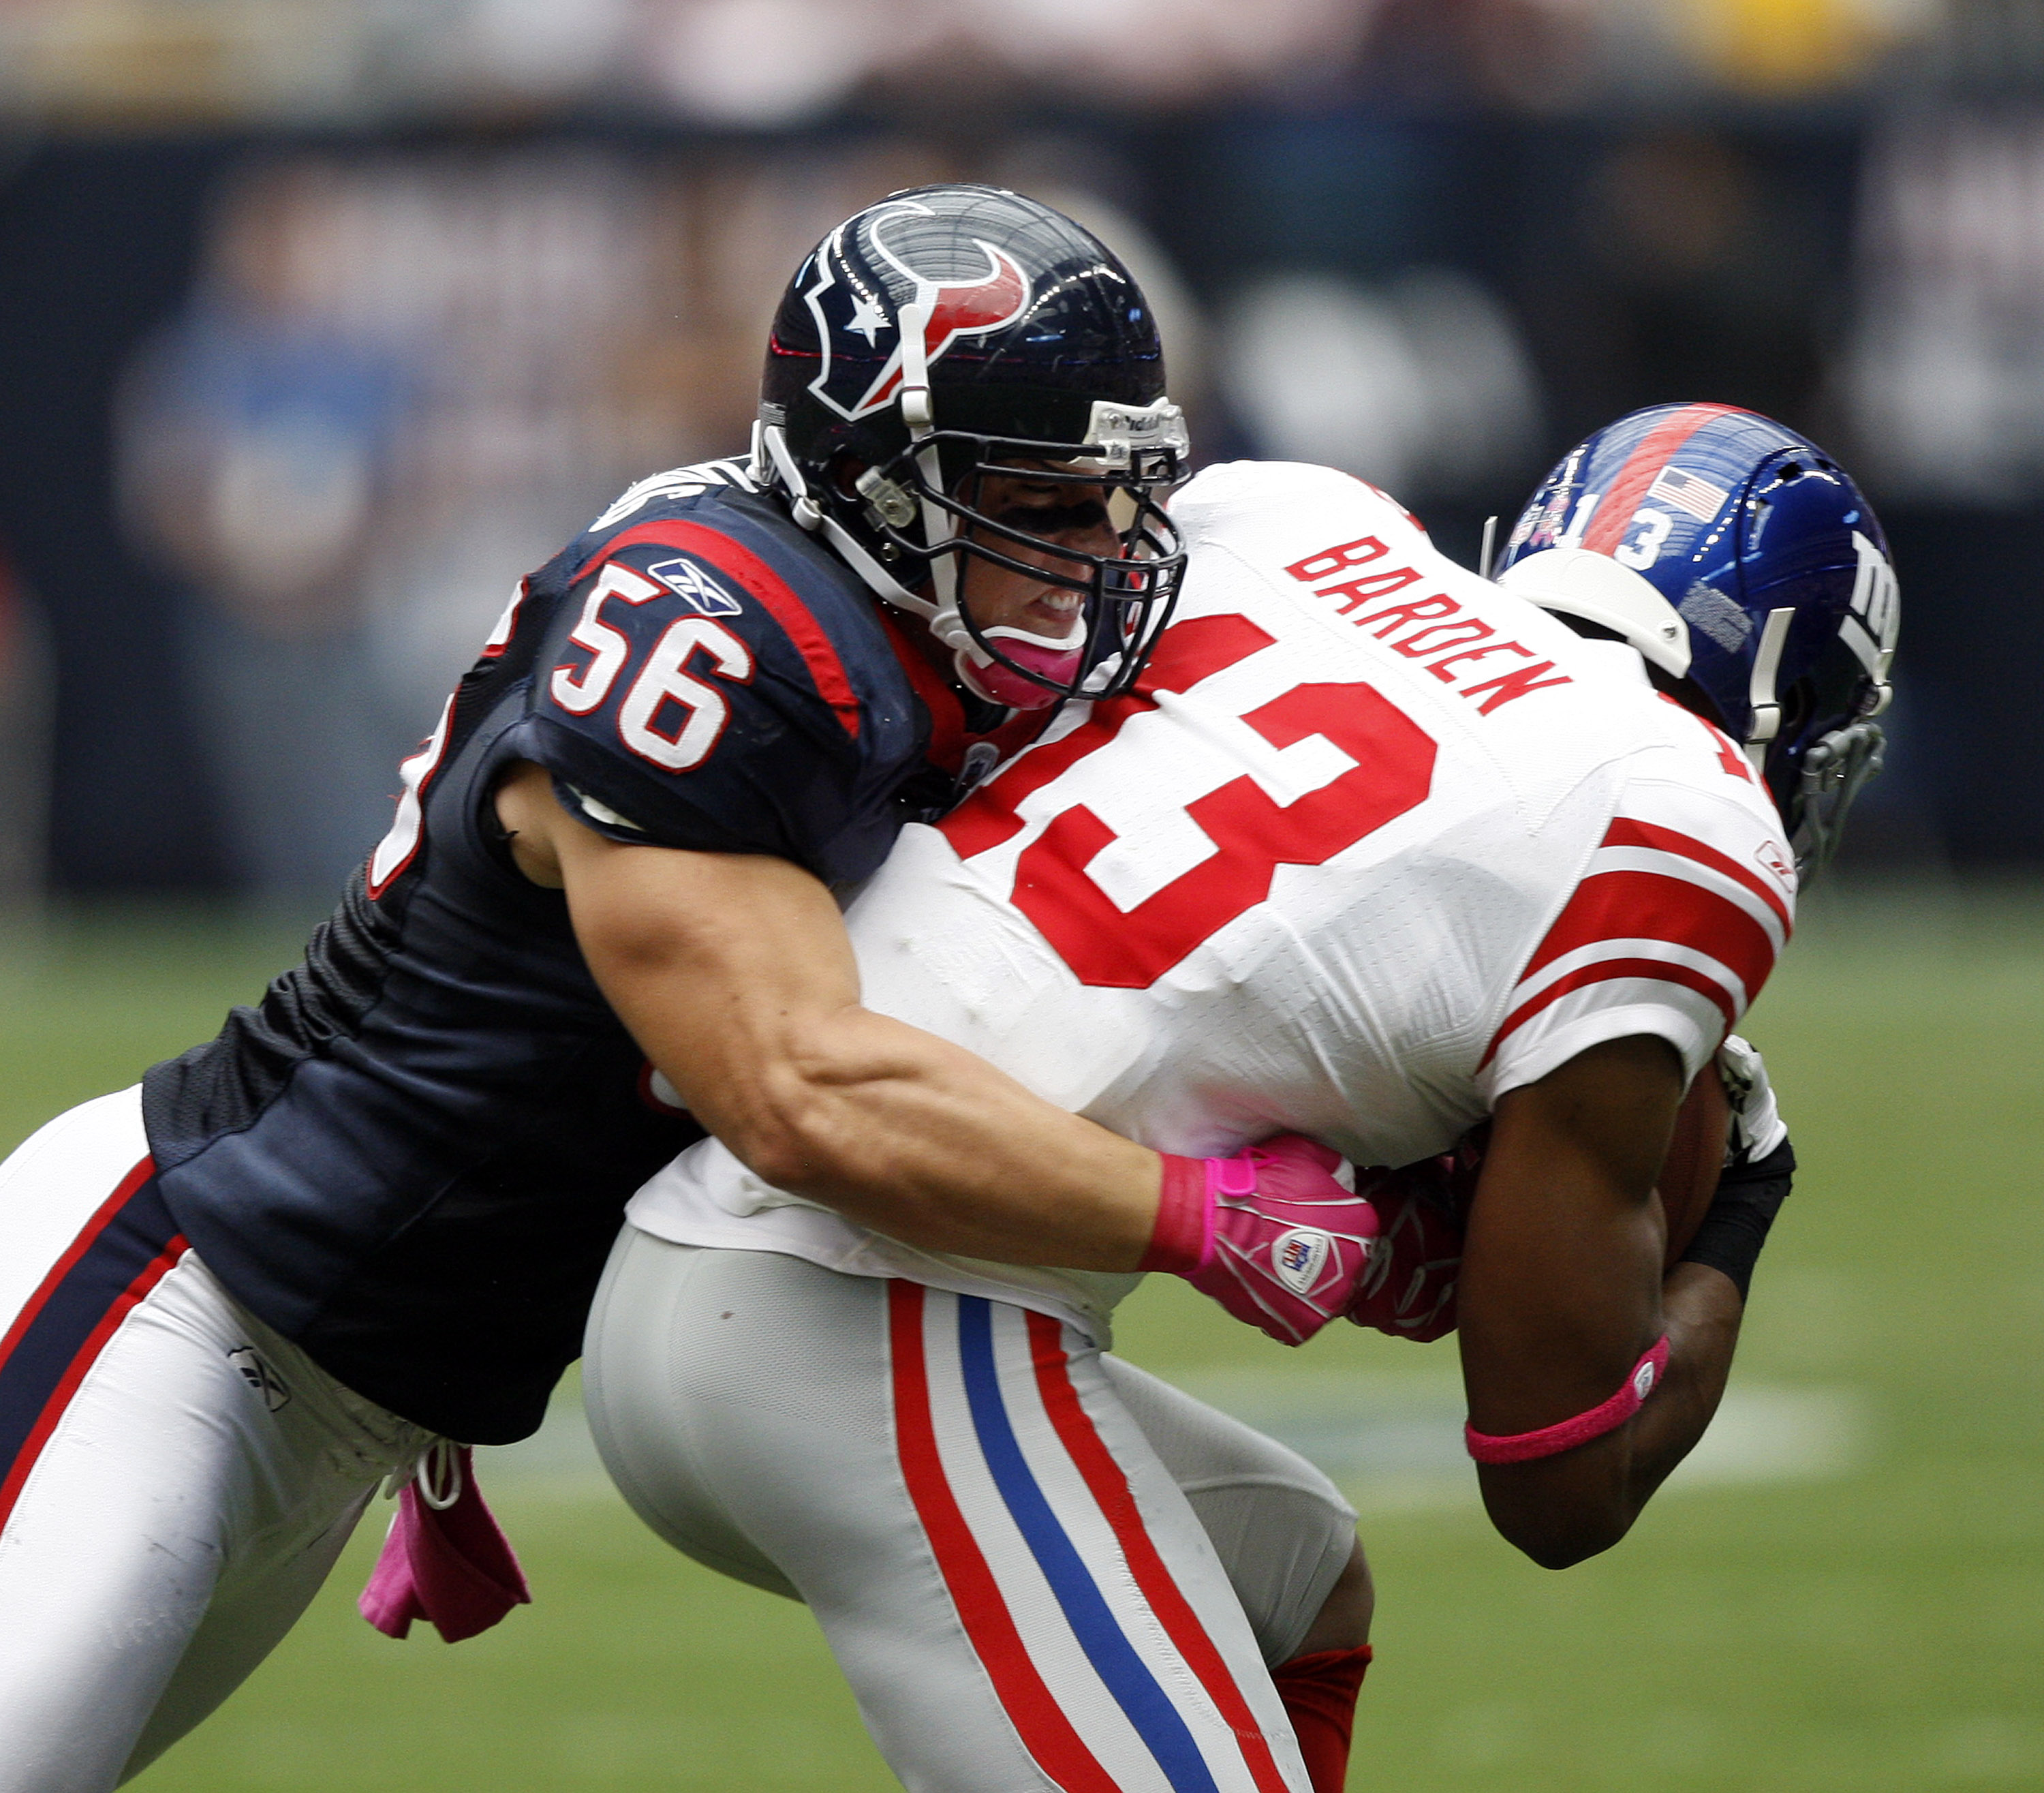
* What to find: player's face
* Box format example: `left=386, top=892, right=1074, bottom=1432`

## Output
left=957, top=465, right=1120, bottom=641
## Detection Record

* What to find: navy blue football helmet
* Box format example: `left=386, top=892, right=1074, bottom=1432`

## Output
left=1496, top=403, right=1899, bottom=877
left=755, top=185, right=1188, bottom=709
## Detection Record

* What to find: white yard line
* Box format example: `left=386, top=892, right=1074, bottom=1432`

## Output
left=476, top=1370, right=1867, bottom=1514
left=1168, top=1370, right=1867, bottom=1512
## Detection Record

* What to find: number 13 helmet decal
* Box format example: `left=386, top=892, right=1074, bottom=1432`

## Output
left=756, top=185, right=1189, bottom=709
left=1496, top=403, right=1900, bottom=878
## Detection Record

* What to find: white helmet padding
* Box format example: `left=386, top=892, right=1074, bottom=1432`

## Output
left=1497, top=547, right=1692, bottom=680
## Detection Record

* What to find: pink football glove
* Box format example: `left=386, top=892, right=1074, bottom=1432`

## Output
left=1145, top=1135, right=1381, bottom=1345
left=1344, top=1157, right=1467, bottom=1343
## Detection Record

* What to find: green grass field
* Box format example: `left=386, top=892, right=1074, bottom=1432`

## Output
left=3, top=886, right=2039, bottom=1791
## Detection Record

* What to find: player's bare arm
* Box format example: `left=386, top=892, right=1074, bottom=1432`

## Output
left=496, top=759, right=1162, bottom=1268
left=490, top=455, right=1177, bottom=1273
left=1456, top=1035, right=1747, bottom=1569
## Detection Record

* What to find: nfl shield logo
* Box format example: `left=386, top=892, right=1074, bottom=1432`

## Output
left=1271, top=1227, right=1333, bottom=1297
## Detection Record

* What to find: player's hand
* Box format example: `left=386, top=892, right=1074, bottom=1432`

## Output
left=1173, top=1136, right=1382, bottom=1347
left=1677, top=1035, right=1795, bottom=1300
left=1344, top=1155, right=1468, bottom=1342
left=1716, top=1034, right=1788, bottom=1164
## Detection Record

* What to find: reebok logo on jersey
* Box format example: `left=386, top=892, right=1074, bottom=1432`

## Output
left=228, top=1347, right=292, bottom=1413
left=1755, top=839, right=1794, bottom=885
left=646, top=557, right=743, bottom=616
left=1271, top=1227, right=1334, bottom=1296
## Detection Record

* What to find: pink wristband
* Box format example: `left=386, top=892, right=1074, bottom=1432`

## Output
left=1137, top=1154, right=1220, bottom=1275
left=1464, top=1336, right=1671, bottom=1465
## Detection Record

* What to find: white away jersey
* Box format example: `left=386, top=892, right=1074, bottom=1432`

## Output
left=630, top=461, right=1797, bottom=1341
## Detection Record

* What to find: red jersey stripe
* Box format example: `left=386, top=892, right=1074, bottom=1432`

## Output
left=1481, top=958, right=1737, bottom=1072
left=886, top=1284, right=1119, bottom=1793
left=1520, top=868, right=1778, bottom=999
left=575, top=522, right=862, bottom=739
left=1025, top=1309, right=1296, bottom=1793
left=1581, top=405, right=1748, bottom=557
left=0, top=1232, right=186, bottom=1535
left=1602, top=816, right=1793, bottom=933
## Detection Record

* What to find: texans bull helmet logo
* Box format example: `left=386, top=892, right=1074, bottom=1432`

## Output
left=801, top=198, right=1034, bottom=424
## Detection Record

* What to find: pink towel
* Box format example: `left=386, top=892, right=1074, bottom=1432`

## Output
left=358, top=1445, right=531, bottom=1644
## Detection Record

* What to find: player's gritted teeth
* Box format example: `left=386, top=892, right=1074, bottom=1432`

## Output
left=1027, top=589, right=1085, bottom=635
left=959, top=474, right=1117, bottom=641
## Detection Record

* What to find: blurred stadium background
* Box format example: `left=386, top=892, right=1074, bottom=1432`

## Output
left=0, top=0, right=2038, bottom=1787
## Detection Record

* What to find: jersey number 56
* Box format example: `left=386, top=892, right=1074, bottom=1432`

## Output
left=551, top=563, right=755, bottom=771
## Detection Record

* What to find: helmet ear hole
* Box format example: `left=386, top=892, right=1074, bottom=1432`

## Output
left=1776, top=679, right=1812, bottom=739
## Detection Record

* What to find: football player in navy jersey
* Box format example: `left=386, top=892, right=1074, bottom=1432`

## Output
left=0, top=187, right=1383, bottom=1788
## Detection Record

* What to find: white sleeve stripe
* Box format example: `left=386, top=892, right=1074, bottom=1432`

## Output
left=1503, top=936, right=1754, bottom=1016
left=1479, top=987, right=1727, bottom=1102
left=1484, top=951, right=1744, bottom=1073
left=1500, top=979, right=1731, bottom=1062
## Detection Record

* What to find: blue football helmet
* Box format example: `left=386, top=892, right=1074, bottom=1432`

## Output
left=1495, top=403, right=1899, bottom=877
left=754, top=185, right=1188, bottom=709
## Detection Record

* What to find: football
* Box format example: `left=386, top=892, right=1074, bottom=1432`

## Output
left=1659, top=1061, right=1731, bottom=1266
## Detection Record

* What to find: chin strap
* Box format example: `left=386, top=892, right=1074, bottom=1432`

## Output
left=1743, top=606, right=1795, bottom=774
left=758, top=418, right=959, bottom=631
left=758, top=415, right=1078, bottom=709
left=895, top=298, right=970, bottom=651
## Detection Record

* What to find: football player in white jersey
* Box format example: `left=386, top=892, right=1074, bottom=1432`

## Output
left=585, top=411, right=1896, bottom=1793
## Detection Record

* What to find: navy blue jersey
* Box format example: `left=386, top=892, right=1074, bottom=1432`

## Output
left=142, top=459, right=1009, bottom=1443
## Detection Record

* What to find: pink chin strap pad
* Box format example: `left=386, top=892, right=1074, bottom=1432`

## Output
left=1464, top=1335, right=1671, bottom=1465
left=961, top=634, right=1084, bottom=709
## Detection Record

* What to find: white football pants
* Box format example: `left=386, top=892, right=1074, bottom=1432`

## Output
left=0, top=1089, right=435, bottom=1791
left=584, top=1230, right=1359, bottom=1793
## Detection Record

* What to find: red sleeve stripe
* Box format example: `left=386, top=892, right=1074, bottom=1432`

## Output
left=574, top=521, right=862, bottom=739
left=1518, top=867, right=1780, bottom=997
left=1602, top=815, right=1793, bottom=932
left=1481, top=960, right=1737, bottom=1072
left=1588, top=841, right=1790, bottom=953
left=1580, top=404, right=1748, bottom=556
left=1506, top=934, right=1757, bottom=1024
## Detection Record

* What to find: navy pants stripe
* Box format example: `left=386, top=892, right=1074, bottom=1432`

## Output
left=0, top=1157, right=185, bottom=1532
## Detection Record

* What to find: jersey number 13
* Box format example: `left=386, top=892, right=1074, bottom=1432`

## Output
left=942, top=614, right=1438, bottom=989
